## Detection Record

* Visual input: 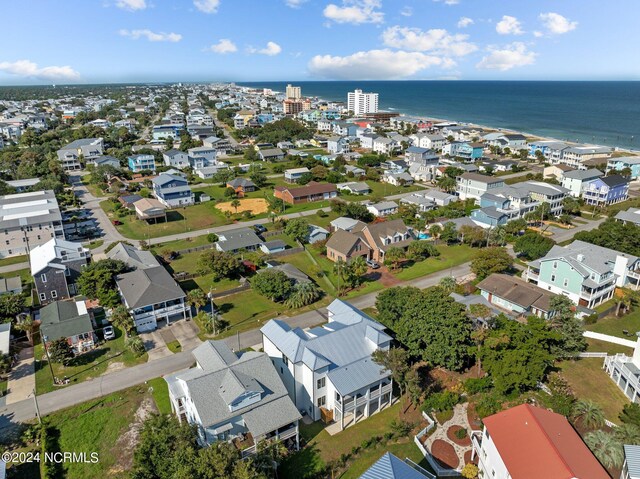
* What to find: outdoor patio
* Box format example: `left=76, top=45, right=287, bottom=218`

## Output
left=421, top=403, right=475, bottom=472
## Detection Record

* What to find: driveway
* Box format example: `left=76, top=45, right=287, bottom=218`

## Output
left=6, top=347, right=35, bottom=405
left=168, top=320, right=202, bottom=352
left=140, top=329, right=172, bottom=361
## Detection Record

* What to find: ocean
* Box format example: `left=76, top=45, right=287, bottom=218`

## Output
left=238, top=81, right=640, bottom=150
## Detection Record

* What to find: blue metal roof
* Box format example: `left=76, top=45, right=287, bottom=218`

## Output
left=359, top=453, right=433, bottom=479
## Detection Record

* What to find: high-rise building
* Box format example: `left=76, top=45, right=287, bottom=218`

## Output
left=283, top=99, right=303, bottom=115
left=347, top=89, right=379, bottom=115
left=285, top=84, right=302, bottom=100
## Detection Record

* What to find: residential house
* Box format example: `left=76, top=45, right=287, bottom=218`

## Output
left=39, top=300, right=97, bottom=355
left=607, top=156, right=640, bottom=180
left=106, top=242, right=160, bottom=270
left=274, top=182, right=338, bottom=205
left=0, top=323, right=9, bottom=355
left=115, top=266, right=188, bottom=332
left=408, top=163, right=438, bottom=182
left=476, top=273, right=556, bottom=319
left=127, top=154, right=156, bottom=172
left=330, top=217, right=367, bottom=233
left=152, top=174, right=194, bottom=208
left=261, top=299, right=393, bottom=428
left=366, top=201, right=398, bottom=217
left=308, top=224, right=329, bottom=244
left=422, top=189, right=457, bottom=207
left=5, top=178, right=40, bottom=192
left=133, top=198, right=167, bottom=222
left=561, top=169, right=603, bottom=197
left=326, top=230, right=371, bottom=263
left=91, top=155, right=120, bottom=169
left=164, top=341, right=301, bottom=454
left=471, top=404, right=609, bottom=479
left=442, top=141, right=483, bottom=161
left=615, top=207, right=640, bottom=227
left=382, top=171, right=414, bottom=187
left=162, top=149, right=190, bottom=169
left=226, top=178, right=256, bottom=197
left=337, top=182, right=371, bottom=195
left=373, top=137, right=399, bottom=155
left=233, top=110, right=255, bottom=129
left=57, top=138, right=104, bottom=171
left=332, top=121, right=358, bottom=137
left=259, top=148, right=285, bottom=162
left=284, top=167, right=310, bottom=183
left=188, top=146, right=217, bottom=164
left=195, top=164, right=229, bottom=180
left=0, top=276, right=21, bottom=296
left=0, top=190, right=64, bottom=258
left=524, top=240, right=640, bottom=308
left=621, top=445, right=640, bottom=479
left=484, top=133, right=527, bottom=150
left=400, top=193, right=434, bottom=213
left=456, top=173, right=505, bottom=202
left=583, top=174, right=629, bottom=206
left=410, top=133, right=445, bottom=150
left=327, top=136, right=350, bottom=154
left=260, top=240, right=287, bottom=254
left=215, top=228, right=263, bottom=254
left=404, top=146, right=439, bottom=164
left=605, top=337, right=640, bottom=405
left=30, top=238, right=89, bottom=305
left=359, top=133, right=377, bottom=150
left=560, top=146, right=612, bottom=169
left=358, top=452, right=433, bottom=479
left=543, top=164, right=574, bottom=180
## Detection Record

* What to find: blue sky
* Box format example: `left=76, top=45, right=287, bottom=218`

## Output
left=1, top=0, right=638, bottom=84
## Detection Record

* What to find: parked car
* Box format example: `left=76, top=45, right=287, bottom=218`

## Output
left=253, top=224, right=267, bottom=234
left=366, top=259, right=380, bottom=269
left=103, top=325, right=115, bottom=340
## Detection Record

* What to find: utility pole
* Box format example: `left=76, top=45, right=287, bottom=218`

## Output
left=41, top=333, right=55, bottom=383
left=31, top=389, right=41, bottom=424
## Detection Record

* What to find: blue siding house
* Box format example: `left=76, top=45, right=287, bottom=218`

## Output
left=128, top=154, right=156, bottom=172
left=152, top=174, right=194, bottom=208
left=471, top=206, right=509, bottom=227
left=583, top=175, right=629, bottom=206
left=607, top=156, right=640, bottom=180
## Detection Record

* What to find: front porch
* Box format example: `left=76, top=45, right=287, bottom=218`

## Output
left=326, top=381, right=394, bottom=435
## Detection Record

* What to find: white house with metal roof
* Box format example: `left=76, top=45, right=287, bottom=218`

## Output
left=605, top=338, right=640, bottom=406
left=622, top=444, right=640, bottom=479
left=261, top=299, right=393, bottom=430
left=164, top=340, right=301, bottom=456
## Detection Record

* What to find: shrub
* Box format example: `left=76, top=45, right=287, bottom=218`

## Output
left=422, top=391, right=461, bottom=413
left=454, top=427, right=468, bottom=440
left=207, top=232, right=219, bottom=243
left=583, top=313, right=598, bottom=325
left=390, top=419, right=413, bottom=437
left=317, top=209, right=328, bottom=218
left=475, top=392, right=502, bottom=418
left=464, top=377, right=492, bottom=395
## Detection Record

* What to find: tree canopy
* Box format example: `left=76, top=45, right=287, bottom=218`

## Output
left=196, top=250, right=242, bottom=281
left=251, top=269, right=293, bottom=302
left=575, top=218, right=640, bottom=257
left=76, top=259, right=128, bottom=308
left=514, top=231, right=555, bottom=260
left=470, top=247, right=513, bottom=280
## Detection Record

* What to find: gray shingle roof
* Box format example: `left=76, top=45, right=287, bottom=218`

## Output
left=116, top=266, right=185, bottom=309
left=216, top=228, right=263, bottom=252
left=39, top=300, right=93, bottom=340
left=106, top=243, right=159, bottom=270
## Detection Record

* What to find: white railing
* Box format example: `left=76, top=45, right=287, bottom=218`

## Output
left=581, top=284, right=615, bottom=301
left=605, top=419, right=618, bottom=428
left=414, top=413, right=461, bottom=477
left=241, top=445, right=257, bottom=458
left=278, top=428, right=297, bottom=441
left=579, top=352, right=608, bottom=358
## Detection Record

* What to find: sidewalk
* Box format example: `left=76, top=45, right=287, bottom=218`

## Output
left=6, top=347, right=35, bottom=405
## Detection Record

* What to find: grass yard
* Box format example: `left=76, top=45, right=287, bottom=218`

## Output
left=557, top=358, right=629, bottom=422
left=35, top=327, right=148, bottom=395
left=85, top=240, right=104, bottom=250
left=585, top=338, right=631, bottom=355
left=585, top=308, right=640, bottom=339
left=147, top=377, right=172, bottom=415
left=166, top=340, right=182, bottom=354
left=0, top=254, right=28, bottom=267
left=394, top=244, right=476, bottom=281
left=0, top=378, right=6, bottom=396
left=151, top=235, right=213, bottom=252
left=338, top=181, right=424, bottom=202
left=280, top=402, right=430, bottom=479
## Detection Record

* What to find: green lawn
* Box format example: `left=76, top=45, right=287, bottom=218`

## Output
left=85, top=240, right=104, bottom=250
left=152, top=235, right=214, bottom=252
left=147, top=377, right=172, bottom=415
left=585, top=338, right=631, bottom=355
left=280, top=402, right=430, bottom=479
left=0, top=378, right=6, bottom=396
left=394, top=244, right=476, bottom=281
left=166, top=340, right=182, bottom=354
left=35, top=327, right=148, bottom=395
left=557, top=358, right=629, bottom=422
left=0, top=254, right=28, bottom=267
left=338, top=181, right=424, bottom=202
left=585, top=308, right=640, bottom=339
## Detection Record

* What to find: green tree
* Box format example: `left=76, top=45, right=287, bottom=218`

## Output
left=196, top=250, right=242, bottom=280
left=284, top=282, right=321, bottom=308
left=406, top=241, right=439, bottom=261
left=126, top=335, right=146, bottom=356
left=0, top=293, right=25, bottom=322
left=111, top=305, right=134, bottom=336
left=575, top=218, right=640, bottom=257
left=440, top=222, right=458, bottom=244
left=251, top=269, right=293, bottom=302
left=562, top=196, right=582, bottom=216
left=187, top=289, right=207, bottom=313
left=284, top=218, right=309, bottom=243
left=584, top=430, right=624, bottom=469
left=620, top=403, right=640, bottom=427
left=48, top=338, right=74, bottom=364
left=230, top=199, right=241, bottom=214
left=439, top=276, right=457, bottom=294
left=572, top=399, right=606, bottom=429
left=548, top=295, right=586, bottom=359
left=372, top=347, right=411, bottom=398
left=470, top=247, right=513, bottom=280
left=384, top=246, right=405, bottom=270
left=249, top=171, right=267, bottom=187
left=76, top=259, right=128, bottom=308
left=514, top=231, right=555, bottom=260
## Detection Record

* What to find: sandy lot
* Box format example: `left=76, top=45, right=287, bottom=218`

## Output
left=216, top=198, right=269, bottom=214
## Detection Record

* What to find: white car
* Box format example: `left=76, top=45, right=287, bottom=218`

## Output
left=103, top=325, right=116, bottom=340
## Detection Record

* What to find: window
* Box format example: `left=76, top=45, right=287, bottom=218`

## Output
left=5, top=241, right=8, bottom=245
left=39, top=293, right=46, bottom=301
left=317, top=377, right=325, bottom=389
left=280, top=367, right=284, bottom=374
left=51, top=291, right=57, bottom=299
left=335, top=392, right=341, bottom=402
left=282, top=354, right=288, bottom=366
left=41, top=274, right=47, bottom=283
left=553, top=261, right=558, bottom=269
left=550, top=274, right=556, bottom=282
left=317, top=396, right=326, bottom=407
left=563, top=278, right=569, bottom=287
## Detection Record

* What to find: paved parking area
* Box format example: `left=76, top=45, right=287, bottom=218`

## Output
left=169, top=320, right=202, bottom=351
left=140, top=329, right=172, bottom=361
left=6, top=347, right=35, bottom=405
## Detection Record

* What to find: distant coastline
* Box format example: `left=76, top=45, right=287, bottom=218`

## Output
left=238, top=80, right=640, bottom=153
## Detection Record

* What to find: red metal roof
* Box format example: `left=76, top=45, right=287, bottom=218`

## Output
left=483, top=404, right=610, bottom=479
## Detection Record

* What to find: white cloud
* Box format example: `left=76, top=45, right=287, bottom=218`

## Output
left=115, top=0, right=146, bottom=11
left=248, top=41, right=282, bottom=56
left=308, top=49, right=451, bottom=80
left=533, top=31, right=544, bottom=38
left=539, top=12, right=577, bottom=35
left=0, top=60, right=81, bottom=81
left=119, top=29, right=182, bottom=42
left=400, top=6, right=413, bottom=17
left=457, top=16, right=474, bottom=28
left=433, top=0, right=460, bottom=5
left=285, top=0, right=306, bottom=7
left=476, top=42, right=536, bottom=71
left=323, top=0, right=384, bottom=25
left=381, top=26, right=477, bottom=57
left=208, top=39, right=237, bottom=54
left=193, top=0, right=220, bottom=13
left=496, top=15, right=523, bottom=35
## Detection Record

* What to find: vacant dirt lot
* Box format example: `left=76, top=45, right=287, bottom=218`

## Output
left=216, top=198, right=269, bottom=214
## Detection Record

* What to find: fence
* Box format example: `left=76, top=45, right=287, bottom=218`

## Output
left=583, top=331, right=637, bottom=348
left=578, top=352, right=608, bottom=358
left=270, top=246, right=304, bottom=258
left=413, top=412, right=460, bottom=477
left=210, top=282, right=250, bottom=299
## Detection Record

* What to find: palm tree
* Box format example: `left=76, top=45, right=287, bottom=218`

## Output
left=230, top=199, right=241, bottom=214
left=572, top=399, right=606, bottom=429
left=110, top=305, right=134, bottom=337
left=439, top=276, right=457, bottom=294
left=14, top=315, right=35, bottom=344
left=186, top=289, right=206, bottom=315
left=584, top=430, right=624, bottom=469
left=615, top=423, right=640, bottom=445
left=285, top=282, right=321, bottom=308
